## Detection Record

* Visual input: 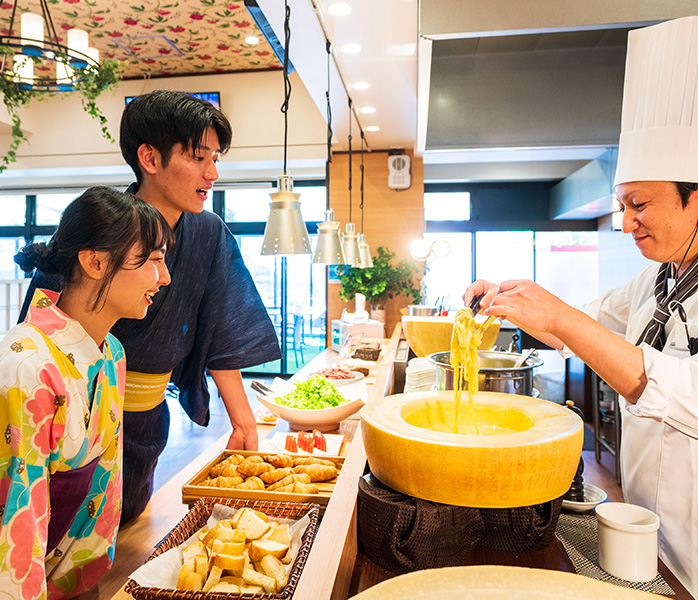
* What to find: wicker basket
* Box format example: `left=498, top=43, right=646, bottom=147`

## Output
left=125, top=498, right=320, bottom=600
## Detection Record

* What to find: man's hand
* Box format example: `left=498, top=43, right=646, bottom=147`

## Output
left=209, top=369, right=259, bottom=451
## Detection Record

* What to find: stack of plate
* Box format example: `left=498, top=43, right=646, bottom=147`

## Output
left=404, top=357, right=437, bottom=392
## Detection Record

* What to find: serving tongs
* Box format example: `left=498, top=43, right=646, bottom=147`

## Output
left=250, top=380, right=280, bottom=399
left=469, top=293, right=497, bottom=332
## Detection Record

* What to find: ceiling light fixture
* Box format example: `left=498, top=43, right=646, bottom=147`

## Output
left=313, top=39, right=345, bottom=265
left=245, top=35, right=260, bottom=45
left=357, top=129, right=373, bottom=268
left=0, top=0, right=100, bottom=91
left=352, top=81, right=370, bottom=90
left=365, top=125, right=380, bottom=132
left=327, top=2, right=352, bottom=16
left=341, top=43, right=361, bottom=54
left=360, top=106, right=376, bottom=114
left=261, top=0, right=311, bottom=256
left=342, top=98, right=361, bottom=266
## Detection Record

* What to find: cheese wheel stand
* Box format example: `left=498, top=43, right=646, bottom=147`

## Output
left=92, top=323, right=691, bottom=600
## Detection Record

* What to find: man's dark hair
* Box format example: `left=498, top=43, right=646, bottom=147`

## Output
left=120, top=90, right=233, bottom=183
left=674, top=182, right=698, bottom=208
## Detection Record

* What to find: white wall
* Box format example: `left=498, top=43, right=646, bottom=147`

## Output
left=0, top=70, right=327, bottom=189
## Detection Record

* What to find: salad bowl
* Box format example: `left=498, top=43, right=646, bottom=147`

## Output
left=256, top=375, right=365, bottom=431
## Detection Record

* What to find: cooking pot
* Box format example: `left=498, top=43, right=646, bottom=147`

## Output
left=407, top=305, right=441, bottom=316
left=428, top=350, right=543, bottom=397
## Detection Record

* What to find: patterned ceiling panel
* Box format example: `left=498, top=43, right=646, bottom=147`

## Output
left=1, top=0, right=282, bottom=79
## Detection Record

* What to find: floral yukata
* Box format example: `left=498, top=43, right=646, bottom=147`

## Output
left=0, top=289, right=126, bottom=600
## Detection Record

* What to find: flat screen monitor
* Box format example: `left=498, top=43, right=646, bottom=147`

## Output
left=125, top=91, right=221, bottom=108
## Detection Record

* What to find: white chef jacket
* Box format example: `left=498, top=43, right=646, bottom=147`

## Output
left=577, top=263, right=698, bottom=597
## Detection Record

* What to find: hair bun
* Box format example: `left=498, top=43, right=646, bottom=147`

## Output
left=14, top=243, right=60, bottom=274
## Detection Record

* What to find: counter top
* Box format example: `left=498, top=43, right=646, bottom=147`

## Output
left=88, top=325, right=691, bottom=600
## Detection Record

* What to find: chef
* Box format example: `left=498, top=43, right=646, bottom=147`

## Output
left=465, top=16, right=698, bottom=596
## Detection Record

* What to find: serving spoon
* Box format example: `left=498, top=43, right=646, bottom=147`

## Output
left=513, top=348, right=536, bottom=369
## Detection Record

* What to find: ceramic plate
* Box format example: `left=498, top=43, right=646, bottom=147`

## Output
left=561, top=482, right=608, bottom=512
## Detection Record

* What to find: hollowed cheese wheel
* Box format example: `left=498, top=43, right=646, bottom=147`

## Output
left=360, top=391, right=583, bottom=508
left=348, top=566, right=657, bottom=600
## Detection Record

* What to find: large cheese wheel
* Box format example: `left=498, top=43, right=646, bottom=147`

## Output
left=348, top=565, right=657, bottom=600
left=401, top=315, right=499, bottom=357
left=360, top=391, right=583, bottom=508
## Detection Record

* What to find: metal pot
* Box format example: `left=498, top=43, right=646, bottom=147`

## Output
left=427, top=350, right=543, bottom=396
left=408, top=305, right=440, bottom=316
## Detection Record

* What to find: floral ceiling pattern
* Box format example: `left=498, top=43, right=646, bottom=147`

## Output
left=0, top=0, right=281, bottom=79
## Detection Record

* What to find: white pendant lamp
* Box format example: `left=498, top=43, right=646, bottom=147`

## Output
left=356, top=130, right=373, bottom=268
left=313, top=40, right=346, bottom=265
left=342, top=99, right=361, bottom=266
left=261, top=0, right=311, bottom=256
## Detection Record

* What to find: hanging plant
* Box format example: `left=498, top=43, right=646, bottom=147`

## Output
left=0, top=53, right=120, bottom=173
left=336, top=246, right=423, bottom=309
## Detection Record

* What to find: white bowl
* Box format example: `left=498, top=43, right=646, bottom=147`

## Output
left=256, top=393, right=365, bottom=432
left=561, top=482, right=608, bottom=512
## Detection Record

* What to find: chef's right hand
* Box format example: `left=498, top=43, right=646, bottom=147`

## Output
left=463, top=279, right=499, bottom=312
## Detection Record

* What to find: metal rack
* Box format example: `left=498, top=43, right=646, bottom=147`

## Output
left=591, top=371, right=621, bottom=485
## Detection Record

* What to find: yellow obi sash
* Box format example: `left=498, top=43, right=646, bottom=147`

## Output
left=123, top=370, right=172, bottom=412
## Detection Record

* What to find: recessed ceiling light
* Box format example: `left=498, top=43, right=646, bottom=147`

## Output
left=245, top=36, right=259, bottom=45
left=360, top=106, right=376, bottom=114
left=365, top=125, right=380, bottom=132
left=328, top=2, right=352, bottom=16
left=341, top=43, right=361, bottom=54
left=352, top=81, right=370, bottom=90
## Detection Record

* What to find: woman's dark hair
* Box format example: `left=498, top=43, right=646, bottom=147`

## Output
left=120, top=90, right=233, bottom=184
left=15, top=186, right=174, bottom=311
left=674, top=182, right=698, bottom=208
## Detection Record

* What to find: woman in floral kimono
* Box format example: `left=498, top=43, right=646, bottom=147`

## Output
left=0, top=186, right=173, bottom=600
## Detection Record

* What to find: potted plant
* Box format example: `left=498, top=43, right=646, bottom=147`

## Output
left=336, top=246, right=423, bottom=323
left=0, top=57, right=120, bottom=173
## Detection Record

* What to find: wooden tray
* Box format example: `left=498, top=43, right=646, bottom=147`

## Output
left=182, top=450, right=345, bottom=512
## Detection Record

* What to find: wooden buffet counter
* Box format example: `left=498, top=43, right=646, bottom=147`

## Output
left=91, top=324, right=691, bottom=600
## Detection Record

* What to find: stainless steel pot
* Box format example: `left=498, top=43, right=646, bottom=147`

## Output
left=408, top=305, right=440, bottom=316
left=427, top=350, right=543, bottom=396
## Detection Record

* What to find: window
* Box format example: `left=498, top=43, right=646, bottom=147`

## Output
left=0, top=195, right=26, bottom=226
left=424, top=191, right=470, bottom=221
left=475, top=231, right=535, bottom=282
left=36, top=193, right=82, bottom=226
left=224, top=184, right=325, bottom=223
left=0, top=238, right=26, bottom=279
left=421, top=232, right=472, bottom=307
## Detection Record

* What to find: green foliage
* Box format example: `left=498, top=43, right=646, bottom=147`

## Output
left=0, top=55, right=119, bottom=173
left=336, top=246, right=423, bottom=308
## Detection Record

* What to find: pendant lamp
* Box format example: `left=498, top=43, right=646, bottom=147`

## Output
left=342, top=99, right=361, bottom=266
left=261, top=0, right=311, bottom=256
left=357, top=130, right=373, bottom=268
left=313, top=40, right=346, bottom=264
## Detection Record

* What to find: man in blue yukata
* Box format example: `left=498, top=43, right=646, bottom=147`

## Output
left=20, top=90, right=281, bottom=523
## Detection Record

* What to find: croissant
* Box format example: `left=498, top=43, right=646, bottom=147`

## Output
left=240, top=455, right=264, bottom=464
left=235, top=476, right=265, bottom=490
left=217, top=475, right=244, bottom=488
left=271, top=481, right=319, bottom=494
left=220, top=464, right=240, bottom=478
left=292, top=457, right=336, bottom=468
left=237, top=461, right=274, bottom=477
left=293, top=464, right=338, bottom=482
left=267, top=473, right=311, bottom=490
left=260, top=467, right=294, bottom=484
left=264, top=453, right=294, bottom=468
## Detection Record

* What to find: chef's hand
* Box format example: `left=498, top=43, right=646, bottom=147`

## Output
left=463, top=279, right=499, bottom=313
left=482, top=280, right=570, bottom=349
